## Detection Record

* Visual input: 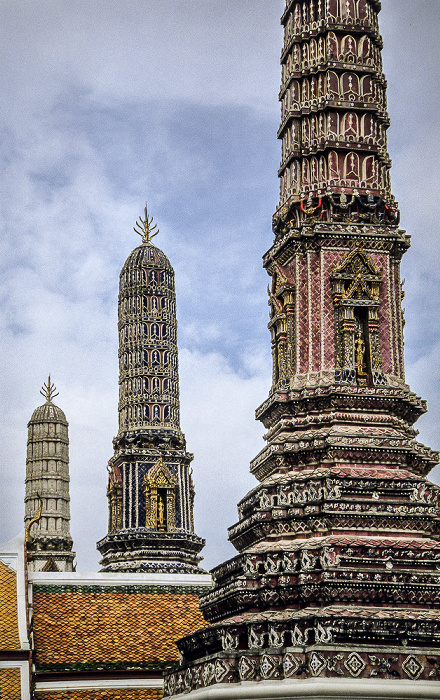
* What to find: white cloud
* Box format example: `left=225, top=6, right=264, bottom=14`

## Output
left=179, top=348, right=270, bottom=570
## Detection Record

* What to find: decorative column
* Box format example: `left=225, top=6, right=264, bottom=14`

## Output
left=25, top=378, right=75, bottom=572
left=163, top=1, right=440, bottom=698
left=97, top=207, right=205, bottom=573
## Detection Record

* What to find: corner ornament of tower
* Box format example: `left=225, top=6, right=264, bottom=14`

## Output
left=134, top=203, right=159, bottom=245
left=25, top=493, right=42, bottom=544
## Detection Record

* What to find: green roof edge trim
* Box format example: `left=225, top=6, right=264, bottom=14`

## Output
left=35, top=660, right=173, bottom=673
left=33, top=584, right=210, bottom=595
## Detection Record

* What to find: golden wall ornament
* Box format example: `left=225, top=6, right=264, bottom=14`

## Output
left=144, top=457, right=177, bottom=530
left=107, top=475, right=122, bottom=533
left=331, top=245, right=384, bottom=386
left=25, top=494, right=42, bottom=544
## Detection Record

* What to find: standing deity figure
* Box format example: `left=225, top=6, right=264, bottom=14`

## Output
left=355, top=330, right=367, bottom=384
left=158, top=496, right=165, bottom=528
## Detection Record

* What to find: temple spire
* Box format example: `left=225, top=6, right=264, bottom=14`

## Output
left=25, top=382, right=75, bottom=572
left=97, top=209, right=205, bottom=573
left=163, top=2, right=440, bottom=697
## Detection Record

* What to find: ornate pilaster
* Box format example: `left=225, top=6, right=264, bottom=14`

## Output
left=97, top=207, right=205, bottom=573
left=25, top=378, right=75, bottom=572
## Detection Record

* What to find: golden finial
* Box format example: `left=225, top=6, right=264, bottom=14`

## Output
left=40, top=376, right=59, bottom=404
left=134, top=204, right=159, bottom=245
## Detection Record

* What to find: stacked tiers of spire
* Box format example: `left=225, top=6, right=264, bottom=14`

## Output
left=274, top=0, right=399, bottom=235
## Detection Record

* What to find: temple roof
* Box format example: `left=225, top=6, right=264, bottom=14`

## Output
left=35, top=690, right=162, bottom=700
left=32, top=584, right=207, bottom=673
left=0, top=561, right=20, bottom=651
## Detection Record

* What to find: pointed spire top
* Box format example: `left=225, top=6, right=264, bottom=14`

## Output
left=40, top=376, right=59, bottom=404
left=134, top=204, right=159, bottom=245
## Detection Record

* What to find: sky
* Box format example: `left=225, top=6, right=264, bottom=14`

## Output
left=0, top=0, right=439, bottom=572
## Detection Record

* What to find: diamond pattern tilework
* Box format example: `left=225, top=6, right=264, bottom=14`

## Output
left=33, top=588, right=206, bottom=670
left=344, top=652, right=366, bottom=677
left=0, top=668, right=21, bottom=699
left=0, top=561, right=20, bottom=650
left=402, top=655, right=424, bottom=680
left=238, top=656, right=254, bottom=681
left=214, top=659, right=229, bottom=683
left=35, top=690, right=162, bottom=700
left=283, top=653, right=300, bottom=677
left=309, top=651, right=326, bottom=676
left=202, top=662, right=214, bottom=686
left=260, top=654, right=277, bottom=679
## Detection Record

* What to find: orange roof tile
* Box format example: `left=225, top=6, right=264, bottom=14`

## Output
left=36, top=690, right=162, bottom=700
left=0, top=561, right=20, bottom=650
left=33, top=586, right=207, bottom=672
left=0, top=668, right=22, bottom=699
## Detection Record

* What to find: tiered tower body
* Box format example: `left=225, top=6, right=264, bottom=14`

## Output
left=25, top=379, right=75, bottom=572
left=97, top=210, right=205, bottom=573
left=164, top=2, right=440, bottom=698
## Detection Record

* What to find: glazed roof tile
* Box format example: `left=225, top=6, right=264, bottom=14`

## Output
left=0, top=668, right=21, bottom=698
left=36, top=690, right=161, bottom=700
left=33, top=586, right=206, bottom=672
left=0, top=561, right=20, bottom=650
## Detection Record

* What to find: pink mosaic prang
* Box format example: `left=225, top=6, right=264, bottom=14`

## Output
left=163, top=2, right=440, bottom=697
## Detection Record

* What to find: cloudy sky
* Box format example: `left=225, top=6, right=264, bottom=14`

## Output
left=0, top=1, right=439, bottom=572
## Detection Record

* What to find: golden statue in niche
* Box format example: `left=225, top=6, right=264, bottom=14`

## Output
left=331, top=245, right=384, bottom=386
left=355, top=330, right=368, bottom=386
left=158, top=496, right=165, bottom=528
left=144, top=457, right=177, bottom=530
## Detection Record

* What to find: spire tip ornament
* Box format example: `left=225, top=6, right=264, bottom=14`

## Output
left=133, top=204, right=159, bottom=245
left=40, top=375, right=59, bottom=404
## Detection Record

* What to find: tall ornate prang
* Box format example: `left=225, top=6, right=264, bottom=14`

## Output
left=97, top=206, right=205, bottom=573
left=25, top=377, right=75, bottom=572
left=164, top=3, right=440, bottom=699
